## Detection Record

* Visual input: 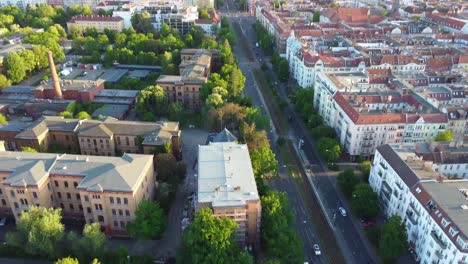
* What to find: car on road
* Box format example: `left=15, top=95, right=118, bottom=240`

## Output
left=0, top=217, right=6, bottom=226
left=80, top=71, right=88, bottom=76
left=360, top=219, right=375, bottom=228
left=339, top=207, right=347, bottom=216
left=313, top=244, right=321, bottom=255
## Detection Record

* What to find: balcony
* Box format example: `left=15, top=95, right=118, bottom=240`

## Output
left=380, top=161, right=388, bottom=170
left=406, top=210, right=418, bottom=225
left=431, top=230, right=447, bottom=249
left=435, top=250, right=444, bottom=259
left=378, top=171, right=383, bottom=177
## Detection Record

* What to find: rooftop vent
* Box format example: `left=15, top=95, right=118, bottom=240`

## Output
left=62, top=166, right=67, bottom=170
left=416, top=187, right=421, bottom=194
left=461, top=205, right=468, bottom=210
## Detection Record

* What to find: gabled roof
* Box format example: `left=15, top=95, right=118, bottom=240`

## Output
left=212, top=128, right=238, bottom=143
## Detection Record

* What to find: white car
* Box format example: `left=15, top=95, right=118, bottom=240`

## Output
left=339, top=207, right=347, bottom=217
left=313, top=244, right=321, bottom=255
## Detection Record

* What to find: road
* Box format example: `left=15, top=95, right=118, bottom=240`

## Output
left=223, top=12, right=327, bottom=264
left=224, top=8, right=380, bottom=264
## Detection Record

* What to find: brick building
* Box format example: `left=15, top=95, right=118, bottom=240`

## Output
left=67, top=15, right=125, bottom=33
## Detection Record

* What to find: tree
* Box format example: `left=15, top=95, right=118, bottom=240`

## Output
left=206, top=92, right=224, bottom=109
left=361, top=161, right=371, bottom=182
left=434, top=130, right=453, bottom=142
left=154, top=153, right=185, bottom=186
left=228, top=66, right=246, bottom=99
left=0, top=113, right=7, bottom=125
left=3, top=53, right=26, bottom=83
left=381, top=10, right=388, bottom=17
left=351, top=184, right=379, bottom=218
left=0, top=74, right=11, bottom=89
left=199, top=9, right=210, bottom=19
left=207, top=103, right=246, bottom=131
left=379, top=215, right=408, bottom=262
left=316, top=137, right=341, bottom=162
left=70, top=25, right=83, bottom=39
left=21, top=146, right=38, bottom=153
left=337, top=168, right=359, bottom=198
left=136, top=85, right=168, bottom=118
left=55, top=257, right=79, bottom=264
left=277, top=58, right=289, bottom=82
left=330, top=2, right=340, bottom=8
left=240, top=122, right=270, bottom=151
left=58, top=111, right=73, bottom=118
left=250, top=147, right=279, bottom=179
left=75, top=111, right=91, bottom=120
left=32, top=45, right=49, bottom=69
left=312, top=11, right=320, bottom=22
left=261, top=191, right=304, bottom=263
left=10, top=206, right=64, bottom=258
left=310, top=125, right=336, bottom=140
left=168, top=102, right=183, bottom=121
left=127, top=201, right=167, bottom=240
left=78, top=223, right=107, bottom=263
left=18, top=49, right=37, bottom=73
left=178, top=208, right=253, bottom=264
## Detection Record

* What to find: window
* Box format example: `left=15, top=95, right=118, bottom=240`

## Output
left=110, top=197, right=114, bottom=204
left=33, top=192, right=37, bottom=199
left=76, top=194, right=80, bottom=200
left=65, top=135, right=69, bottom=141
left=114, top=221, right=118, bottom=227
left=19, top=199, right=24, bottom=205
left=123, top=198, right=128, bottom=204
left=60, top=203, right=64, bottom=209
left=112, top=209, right=116, bottom=215
left=1, top=199, right=5, bottom=206
left=125, top=210, right=130, bottom=217
left=54, top=181, right=59, bottom=187
left=70, top=204, right=74, bottom=210
left=67, top=193, right=71, bottom=199
left=126, top=137, right=129, bottom=146
left=98, top=215, right=104, bottom=222
left=84, top=195, right=89, bottom=202
left=95, top=204, right=99, bottom=210
left=79, top=205, right=83, bottom=211
left=120, top=221, right=125, bottom=228
left=118, top=209, right=123, bottom=216
left=57, top=192, right=62, bottom=199
left=14, top=202, right=19, bottom=209
left=10, top=190, right=14, bottom=198
left=74, top=182, right=78, bottom=188
left=117, top=197, right=121, bottom=204
left=87, top=207, right=92, bottom=213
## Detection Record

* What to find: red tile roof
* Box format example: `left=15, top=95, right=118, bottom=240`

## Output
left=427, top=13, right=467, bottom=30
left=322, top=8, right=370, bottom=23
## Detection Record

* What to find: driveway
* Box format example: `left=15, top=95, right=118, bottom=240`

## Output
left=109, top=129, right=208, bottom=259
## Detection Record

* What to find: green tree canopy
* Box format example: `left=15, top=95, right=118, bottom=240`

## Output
left=316, top=137, right=341, bottom=162
left=21, top=146, right=38, bottom=153
left=240, top=122, right=270, bottom=151
left=127, top=200, right=167, bottom=240
left=434, top=130, right=453, bottom=142
left=0, top=74, right=11, bottom=89
left=250, top=147, right=279, bottom=179
left=261, top=191, right=304, bottom=263
left=337, top=168, right=359, bottom=198
left=54, top=257, right=79, bottom=264
left=75, top=111, right=91, bottom=120
left=351, top=184, right=379, bottom=218
left=0, top=113, right=7, bottom=124
left=206, top=92, right=225, bottom=109
left=8, top=206, right=64, bottom=258
left=77, top=223, right=107, bottom=263
left=277, top=58, right=289, bottom=82
left=136, top=85, right=168, bottom=118
left=313, top=11, right=320, bottom=22
left=178, top=208, right=253, bottom=264
left=3, top=52, right=26, bottom=83
left=379, top=215, right=408, bottom=262
left=361, top=160, right=371, bottom=182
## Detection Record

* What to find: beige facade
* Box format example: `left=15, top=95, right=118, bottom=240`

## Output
left=0, top=116, right=182, bottom=158
left=0, top=150, right=155, bottom=235
left=157, top=49, right=219, bottom=111
left=196, top=142, right=261, bottom=245
left=67, top=15, right=125, bottom=33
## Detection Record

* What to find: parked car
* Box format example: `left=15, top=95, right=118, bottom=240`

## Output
left=313, top=244, right=321, bottom=255
left=360, top=219, right=375, bottom=228
left=339, top=207, right=347, bottom=217
left=0, top=217, right=7, bottom=226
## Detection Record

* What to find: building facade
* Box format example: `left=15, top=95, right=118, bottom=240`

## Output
left=0, top=116, right=181, bottom=158
left=0, top=148, right=155, bottom=235
left=369, top=144, right=468, bottom=264
left=157, top=49, right=219, bottom=111
left=196, top=142, right=261, bottom=245
left=67, top=15, right=125, bottom=33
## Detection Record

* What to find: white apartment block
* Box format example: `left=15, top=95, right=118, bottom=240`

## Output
left=313, top=72, right=449, bottom=158
left=369, top=144, right=468, bottom=264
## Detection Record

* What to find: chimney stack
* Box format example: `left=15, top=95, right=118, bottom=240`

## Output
left=47, top=51, right=62, bottom=99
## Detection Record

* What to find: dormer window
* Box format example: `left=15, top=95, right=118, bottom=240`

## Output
left=449, top=226, right=459, bottom=237
left=441, top=217, right=450, bottom=228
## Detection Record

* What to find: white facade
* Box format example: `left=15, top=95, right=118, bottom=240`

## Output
left=194, top=21, right=218, bottom=36
left=0, top=0, right=46, bottom=8
left=369, top=145, right=468, bottom=264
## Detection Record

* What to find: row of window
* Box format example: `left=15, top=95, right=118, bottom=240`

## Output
left=54, top=180, right=79, bottom=189
left=109, top=197, right=129, bottom=205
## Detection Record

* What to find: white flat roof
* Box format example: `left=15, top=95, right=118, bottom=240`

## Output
left=197, top=142, right=259, bottom=207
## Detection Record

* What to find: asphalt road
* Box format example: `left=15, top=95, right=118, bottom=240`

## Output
left=225, top=9, right=380, bottom=264
left=225, top=13, right=327, bottom=264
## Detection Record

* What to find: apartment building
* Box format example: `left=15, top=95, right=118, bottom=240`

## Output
left=369, top=144, right=468, bottom=264
left=313, top=72, right=451, bottom=159
left=143, top=2, right=198, bottom=34
left=183, top=0, right=213, bottom=9
left=196, top=142, right=261, bottom=245
left=0, top=116, right=181, bottom=158
left=0, top=146, right=155, bottom=235
left=67, top=15, right=125, bottom=33
left=157, top=49, right=219, bottom=111
left=0, top=0, right=46, bottom=9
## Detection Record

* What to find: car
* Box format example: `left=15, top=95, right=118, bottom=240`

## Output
left=80, top=71, right=88, bottom=76
left=0, top=217, right=6, bottom=226
left=313, top=244, right=321, bottom=255
left=339, top=207, right=347, bottom=216
left=361, top=219, right=375, bottom=228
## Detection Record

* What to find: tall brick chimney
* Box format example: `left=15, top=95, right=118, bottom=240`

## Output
left=47, top=51, right=62, bottom=99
